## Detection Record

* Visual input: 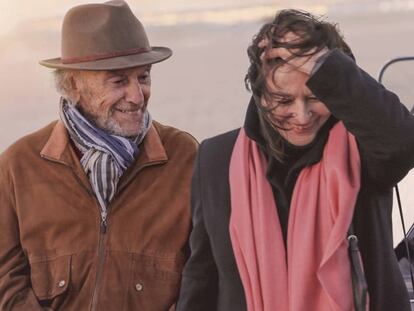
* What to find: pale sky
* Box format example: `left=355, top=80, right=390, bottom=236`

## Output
left=0, top=0, right=277, bottom=36
left=12, top=0, right=396, bottom=40
left=2, top=0, right=410, bottom=37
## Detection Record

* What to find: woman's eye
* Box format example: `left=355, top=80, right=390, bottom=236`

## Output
left=269, top=94, right=291, bottom=105
left=277, top=98, right=292, bottom=105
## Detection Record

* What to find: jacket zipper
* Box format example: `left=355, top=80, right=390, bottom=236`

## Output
left=48, top=159, right=108, bottom=311
left=67, top=162, right=110, bottom=307
left=69, top=163, right=109, bottom=311
left=90, top=218, right=108, bottom=311
left=89, top=162, right=165, bottom=310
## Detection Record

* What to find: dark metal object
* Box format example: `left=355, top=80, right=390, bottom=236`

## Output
left=378, top=56, right=414, bottom=113
left=379, top=56, right=414, bottom=307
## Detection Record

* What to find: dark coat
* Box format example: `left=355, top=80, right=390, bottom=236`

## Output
left=177, top=49, right=414, bottom=311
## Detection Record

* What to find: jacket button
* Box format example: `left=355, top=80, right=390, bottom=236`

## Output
left=135, top=283, right=143, bottom=291
left=58, top=280, right=66, bottom=288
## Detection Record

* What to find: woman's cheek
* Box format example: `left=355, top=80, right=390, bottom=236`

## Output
left=269, top=111, right=290, bottom=127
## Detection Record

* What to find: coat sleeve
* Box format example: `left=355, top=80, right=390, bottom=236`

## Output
left=307, top=49, right=414, bottom=187
left=0, top=164, right=44, bottom=310
left=177, top=147, right=219, bottom=311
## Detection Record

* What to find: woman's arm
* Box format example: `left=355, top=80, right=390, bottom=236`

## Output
left=177, top=148, right=219, bottom=311
left=307, top=49, right=414, bottom=186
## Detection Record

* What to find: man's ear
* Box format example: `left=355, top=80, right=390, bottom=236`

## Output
left=69, top=72, right=82, bottom=103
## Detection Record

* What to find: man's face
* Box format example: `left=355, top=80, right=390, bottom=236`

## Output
left=261, top=63, right=331, bottom=146
left=72, top=65, right=151, bottom=137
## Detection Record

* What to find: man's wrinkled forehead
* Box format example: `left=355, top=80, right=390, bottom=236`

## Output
left=104, top=64, right=152, bottom=77
left=75, top=64, right=152, bottom=81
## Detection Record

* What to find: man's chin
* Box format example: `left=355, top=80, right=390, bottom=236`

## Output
left=107, top=124, right=145, bottom=139
left=108, top=128, right=141, bottom=138
left=98, top=117, right=145, bottom=138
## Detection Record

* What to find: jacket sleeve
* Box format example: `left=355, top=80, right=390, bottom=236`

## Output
left=307, top=49, right=414, bottom=187
left=177, top=147, right=219, bottom=311
left=0, top=165, right=44, bottom=310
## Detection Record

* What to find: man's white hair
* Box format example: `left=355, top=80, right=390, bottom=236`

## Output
left=53, top=69, right=78, bottom=101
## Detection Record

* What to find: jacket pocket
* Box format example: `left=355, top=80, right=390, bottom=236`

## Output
left=30, top=254, right=71, bottom=309
left=126, top=254, right=183, bottom=311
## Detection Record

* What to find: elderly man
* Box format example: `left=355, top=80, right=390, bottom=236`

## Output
left=0, top=1, right=197, bottom=310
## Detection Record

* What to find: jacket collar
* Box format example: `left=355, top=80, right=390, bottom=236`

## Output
left=41, top=120, right=167, bottom=163
left=243, top=97, right=266, bottom=147
left=117, top=122, right=168, bottom=193
left=40, top=120, right=168, bottom=193
left=40, top=121, right=72, bottom=163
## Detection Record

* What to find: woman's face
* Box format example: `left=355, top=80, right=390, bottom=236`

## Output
left=261, top=63, right=331, bottom=146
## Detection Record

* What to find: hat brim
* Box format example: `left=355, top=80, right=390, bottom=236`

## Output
left=39, top=47, right=172, bottom=70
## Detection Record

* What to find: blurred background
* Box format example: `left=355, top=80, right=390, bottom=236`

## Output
left=1, top=0, right=414, bottom=245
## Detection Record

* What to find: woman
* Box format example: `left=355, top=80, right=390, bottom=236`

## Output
left=177, top=10, right=414, bottom=311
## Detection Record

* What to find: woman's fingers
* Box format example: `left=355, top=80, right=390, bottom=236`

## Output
left=261, top=46, right=329, bottom=75
left=263, top=47, right=290, bottom=60
left=258, top=31, right=329, bottom=75
left=258, top=37, right=269, bottom=48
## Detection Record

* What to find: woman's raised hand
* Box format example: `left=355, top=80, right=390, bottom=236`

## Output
left=259, top=32, right=329, bottom=75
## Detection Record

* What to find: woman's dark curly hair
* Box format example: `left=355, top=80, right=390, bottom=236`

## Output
left=245, top=9, right=354, bottom=161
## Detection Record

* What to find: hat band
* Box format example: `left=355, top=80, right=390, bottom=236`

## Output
left=61, top=47, right=151, bottom=64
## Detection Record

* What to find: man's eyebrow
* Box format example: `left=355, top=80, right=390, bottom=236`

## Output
left=135, top=65, right=152, bottom=73
left=108, top=65, right=152, bottom=77
left=106, top=71, right=124, bottom=78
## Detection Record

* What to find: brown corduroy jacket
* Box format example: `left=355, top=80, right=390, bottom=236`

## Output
left=0, top=120, right=198, bottom=311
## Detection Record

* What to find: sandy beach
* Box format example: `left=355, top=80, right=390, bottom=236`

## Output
left=1, top=2, right=414, bottom=244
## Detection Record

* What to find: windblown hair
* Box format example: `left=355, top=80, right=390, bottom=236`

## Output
left=244, top=9, right=354, bottom=161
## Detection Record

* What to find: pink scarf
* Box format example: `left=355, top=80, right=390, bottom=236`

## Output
left=229, top=122, right=361, bottom=311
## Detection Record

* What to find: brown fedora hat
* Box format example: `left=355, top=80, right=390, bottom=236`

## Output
left=40, top=0, right=172, bottom=70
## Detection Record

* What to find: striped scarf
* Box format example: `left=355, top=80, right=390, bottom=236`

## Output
left=59, top=97, right=151, bottom=224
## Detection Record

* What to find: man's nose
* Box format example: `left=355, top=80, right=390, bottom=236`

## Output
left=125, top=80, right=144, bottom=104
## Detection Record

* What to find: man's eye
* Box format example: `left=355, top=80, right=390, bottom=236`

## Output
left=139, top=72, right=150, bottom=83
left=308, top=97, right=319, bottom=102
left=113, top=78, right=126, bottom=85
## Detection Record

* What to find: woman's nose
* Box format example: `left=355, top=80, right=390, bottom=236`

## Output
left=289, top=101, right=312, bottom=124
